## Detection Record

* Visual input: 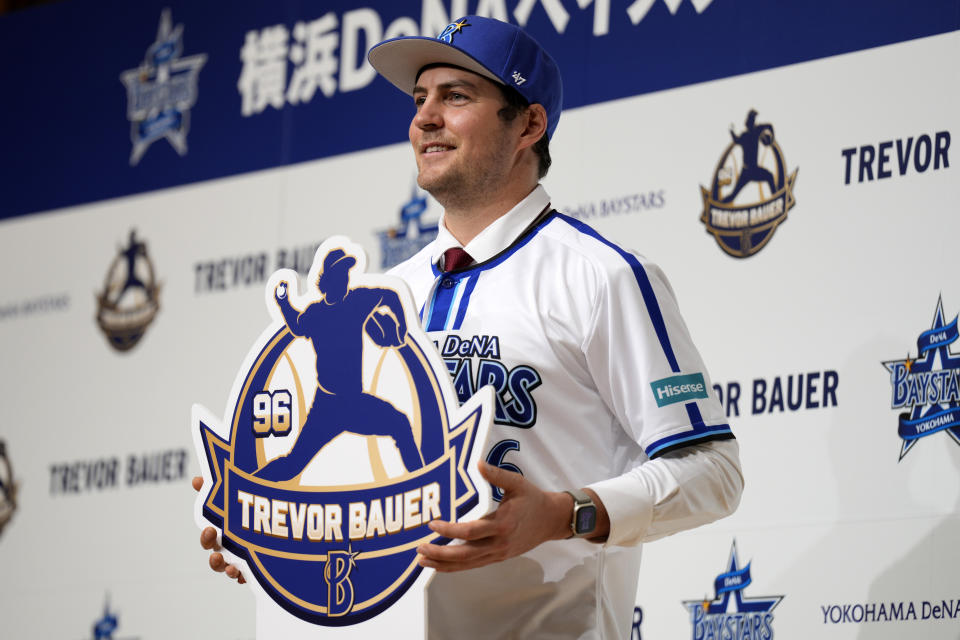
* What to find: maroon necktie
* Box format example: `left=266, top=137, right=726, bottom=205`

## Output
left=442, top=247, right=473, bottom=272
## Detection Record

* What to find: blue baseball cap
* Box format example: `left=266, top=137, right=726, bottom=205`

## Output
left=368, top=16, right=563, bottom=139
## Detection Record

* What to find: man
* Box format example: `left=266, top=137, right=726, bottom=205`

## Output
left=197, top=15, right=743, bottom=638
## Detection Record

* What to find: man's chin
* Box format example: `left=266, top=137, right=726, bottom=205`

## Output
left=416, top=173, right=453, bottom=199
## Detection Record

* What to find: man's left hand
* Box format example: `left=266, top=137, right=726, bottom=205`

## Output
left=416, top=462, right=574, bottom=572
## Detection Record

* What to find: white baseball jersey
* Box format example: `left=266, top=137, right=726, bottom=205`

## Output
left=389, top=185, right=742, bottom=639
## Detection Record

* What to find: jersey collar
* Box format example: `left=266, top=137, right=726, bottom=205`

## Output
left=431, top=184, right=551, bottom=268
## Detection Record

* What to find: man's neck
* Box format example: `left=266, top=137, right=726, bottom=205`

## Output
left=439, top=181, right=538, bottom=246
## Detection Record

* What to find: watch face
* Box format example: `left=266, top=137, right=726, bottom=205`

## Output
left=576, top=505, right=597, bottom=534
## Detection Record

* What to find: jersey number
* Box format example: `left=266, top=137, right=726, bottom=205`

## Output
left=485, top=439, right=522, bottom=502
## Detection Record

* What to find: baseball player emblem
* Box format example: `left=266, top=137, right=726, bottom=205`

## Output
left=700, top=109, right=798, bottom=258
left=192, top=237, right=494, bottom=629
left=255, top=248, right=424, bottom=480
left=0, top=440, right=17, bottom=538
left=95, top=229, right=161, bottom=351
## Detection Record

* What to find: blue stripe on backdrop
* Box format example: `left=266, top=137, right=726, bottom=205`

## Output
left=1, top=0, right=957, bottom=219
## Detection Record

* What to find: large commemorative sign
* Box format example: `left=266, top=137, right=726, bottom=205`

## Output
left=192, top=237, right=494, bottom=635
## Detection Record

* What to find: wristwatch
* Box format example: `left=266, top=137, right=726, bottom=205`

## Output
left=565, top=489, right=597, bottom=538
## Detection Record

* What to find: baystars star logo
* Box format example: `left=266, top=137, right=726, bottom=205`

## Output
left=120, top=9, right=207, bottom=166
left=883, top=296, right=960, bottom=460
left=193, top=237, right=493, bottom=629
left=683, top=541, right=783, bottom=640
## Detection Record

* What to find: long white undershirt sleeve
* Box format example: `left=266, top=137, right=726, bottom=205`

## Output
left=588, top=438, right=744, bottom=546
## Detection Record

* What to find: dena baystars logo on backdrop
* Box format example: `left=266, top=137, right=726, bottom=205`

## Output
left=377, top=182, right=439, bottom=270
left=86, top=595, right=140, bottom=640
left=883, top=296, right=960, bottom=460
left=120, top=9, right=207, bottom=166
left=193, top=237, right=493, bottom=628
left=700, top=110, right=798, bottom=258
left=683, top=541, right=783, bottom=639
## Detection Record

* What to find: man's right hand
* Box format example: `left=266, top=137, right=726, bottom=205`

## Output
left=193, top=476, right=246, bottom=584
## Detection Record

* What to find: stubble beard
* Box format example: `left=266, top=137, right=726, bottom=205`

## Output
left=416, top=130, right=515, bottom=212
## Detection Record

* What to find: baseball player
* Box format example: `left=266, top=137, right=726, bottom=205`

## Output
left=197, top=15, right=743, bottom=639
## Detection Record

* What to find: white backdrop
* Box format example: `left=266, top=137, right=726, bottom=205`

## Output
left=0, top=16, right=957, bottom=640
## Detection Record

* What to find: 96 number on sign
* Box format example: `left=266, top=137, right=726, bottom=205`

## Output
left=252, top=390, right=293, bottom=437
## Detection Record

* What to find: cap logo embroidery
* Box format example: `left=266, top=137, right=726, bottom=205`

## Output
left=437, top=19, right=470, bottom=43
left=511, top=71, right=527, bottom=86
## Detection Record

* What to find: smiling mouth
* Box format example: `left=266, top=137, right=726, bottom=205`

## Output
left=422, top=144, right=454, bottom=154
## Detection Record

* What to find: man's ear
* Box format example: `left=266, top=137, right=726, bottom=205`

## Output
left=517, top=103, right=548, bottom=151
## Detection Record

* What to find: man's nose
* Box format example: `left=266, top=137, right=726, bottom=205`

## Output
left=412, top=96, right=442, bottom=130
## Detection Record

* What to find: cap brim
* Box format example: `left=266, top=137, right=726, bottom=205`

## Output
left=368, top=37, right=503, bottom=96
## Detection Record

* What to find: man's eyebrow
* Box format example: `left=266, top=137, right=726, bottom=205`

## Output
left=412, top=79, right=480, bottom=95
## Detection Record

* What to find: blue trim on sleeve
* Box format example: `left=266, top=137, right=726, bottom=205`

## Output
left=553, top=213, right=681, bottom=373
left=645, top=424, right=735, bottom=459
